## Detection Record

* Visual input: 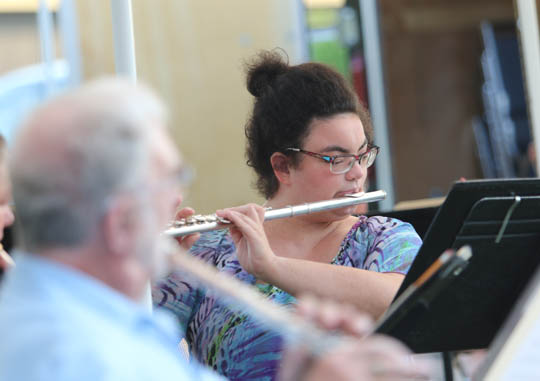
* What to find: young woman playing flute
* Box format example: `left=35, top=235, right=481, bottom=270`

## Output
left=154, top=50, right=422, bottom=380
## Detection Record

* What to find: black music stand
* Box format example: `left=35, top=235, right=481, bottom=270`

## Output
left=376, top=178, right=540, bottom=354
left=474, top=255, right=540, bottom=379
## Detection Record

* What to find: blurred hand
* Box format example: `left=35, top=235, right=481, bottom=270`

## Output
left=279, top=296, right=434, bottom=381
left=173, top=206, right=200, bottom=250
left=300, top=335, right=432, bottom=381
left=295, top=295, right=373, bottom=338
left=216, top=203, right=277, bottom=280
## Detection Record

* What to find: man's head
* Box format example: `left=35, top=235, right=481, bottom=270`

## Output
left=10, top=78, right=184, bottom=297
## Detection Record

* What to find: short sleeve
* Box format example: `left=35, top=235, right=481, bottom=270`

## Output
left=152, top=236, right=222, bottom=333
left=152, top=230, right=234, bottom=333
left=152, top=272, right=205, bottom=335
left=362, top=216, right=422, bottom=274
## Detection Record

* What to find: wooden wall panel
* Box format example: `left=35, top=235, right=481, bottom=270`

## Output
left=379, top=0, right=514, bottom=202
left=76, top=1, right=303, bottom=212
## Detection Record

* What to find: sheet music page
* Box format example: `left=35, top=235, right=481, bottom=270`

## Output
left=485, top=283, right=540, bottom=380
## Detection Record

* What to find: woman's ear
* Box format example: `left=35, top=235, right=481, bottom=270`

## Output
left=270, top=152, right=292, bottom=185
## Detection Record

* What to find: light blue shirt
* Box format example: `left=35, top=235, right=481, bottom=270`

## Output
left=0, top=252, right=222, bottom=381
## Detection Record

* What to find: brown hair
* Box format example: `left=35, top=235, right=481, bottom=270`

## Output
left=244, top=50, right=373, bottom=198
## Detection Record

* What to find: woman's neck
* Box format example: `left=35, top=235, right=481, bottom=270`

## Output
left=263, top=209, right=356, bottom=262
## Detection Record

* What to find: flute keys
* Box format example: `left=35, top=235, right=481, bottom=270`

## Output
left=194, top=215, right=207, bottom=223
left=185, top=216, right=198, bottom=225
left=170, top=220, right=186, bottom=227
left=216, top=216, right=231, bottom=224
left=197, top=214, right=231, bottom=224
left=171, top=214, right=233, bottom=227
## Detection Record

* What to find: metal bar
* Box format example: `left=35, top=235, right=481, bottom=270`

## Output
left=516, top=0, right=540, bottom=176
left=58, top=0, right=82, bottom=86
left=110, top=0, right=148, bottom=309
left=37, top=0, right=56, bottom=95
left=359, top=0, right=395, bottom=210
left=110, top=0, right=137, bottom=81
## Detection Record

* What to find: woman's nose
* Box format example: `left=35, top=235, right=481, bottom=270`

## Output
left=345, top=159, right=365, bottom=181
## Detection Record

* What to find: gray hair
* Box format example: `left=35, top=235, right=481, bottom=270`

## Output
left=10, top=78, right=168, bottom=252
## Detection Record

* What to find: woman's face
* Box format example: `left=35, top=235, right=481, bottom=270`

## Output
left=287, top=113, right=369, bottom=217
left=0, top=163, right=14, bottom=241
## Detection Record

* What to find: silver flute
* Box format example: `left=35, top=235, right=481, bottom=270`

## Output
left=164, top=190, right=386, bottom=237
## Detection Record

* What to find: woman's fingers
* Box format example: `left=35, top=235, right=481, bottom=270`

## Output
left=173, top=207, right=200, bottom=249
left=217, top=204, right=266, bottom=239
left=221, top=210, right=264, bottom=243
left=177, top=233, right=201, bottom=249
left=216, top=204, right=276, bottom=279
left=175, top=206, right=195, bottom=220
left=217, top=203, right=265, bottom=223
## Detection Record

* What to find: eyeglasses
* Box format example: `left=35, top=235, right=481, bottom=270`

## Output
left=141, top=164, right=195, bottom=196
left=172, top=165, right=195, bottom=189
left=286, top=146, right=380, bottom=174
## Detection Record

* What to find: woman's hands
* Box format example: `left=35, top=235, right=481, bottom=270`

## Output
left=216, top=203, right=278, bottom=280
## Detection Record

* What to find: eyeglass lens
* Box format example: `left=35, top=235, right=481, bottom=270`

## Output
left=330, top=148, right=378, bottom=174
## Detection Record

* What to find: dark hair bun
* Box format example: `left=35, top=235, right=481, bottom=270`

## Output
left=245, top=50, right=288, bottom=97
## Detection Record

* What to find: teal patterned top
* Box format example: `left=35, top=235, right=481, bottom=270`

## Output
left=153, top=215, right=421, bottom=380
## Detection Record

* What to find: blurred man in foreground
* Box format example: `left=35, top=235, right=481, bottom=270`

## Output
left=0, top=79, right=218, bottom=380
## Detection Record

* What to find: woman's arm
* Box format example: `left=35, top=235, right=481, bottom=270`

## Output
left=264, top=259, right=403, bottom=318
left=152, top=272, right=206, bottom=329
left=218, top=205, right=418, bottom=319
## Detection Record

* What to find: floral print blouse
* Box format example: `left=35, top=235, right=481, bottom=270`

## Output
left=153, top=215, right=421, bottom=380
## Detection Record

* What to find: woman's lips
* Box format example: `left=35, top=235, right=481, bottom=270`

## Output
left=335, top=189, right=361, bottom=197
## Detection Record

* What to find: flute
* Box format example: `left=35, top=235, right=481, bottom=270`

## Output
left=164, top=189, right=387, bottom=237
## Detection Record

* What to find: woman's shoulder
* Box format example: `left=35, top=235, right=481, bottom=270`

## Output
left=345, top=215, right=421, bottom=273
left=348, top=215, right=422, bottom=251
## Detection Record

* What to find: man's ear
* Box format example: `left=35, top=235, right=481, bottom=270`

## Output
left=270, top=152, right=292, bottom=185
left=102, top=197, right=137, bottom=257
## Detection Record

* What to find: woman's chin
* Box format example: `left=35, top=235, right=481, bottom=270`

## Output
left=332, top=205, right=357, bottom=218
